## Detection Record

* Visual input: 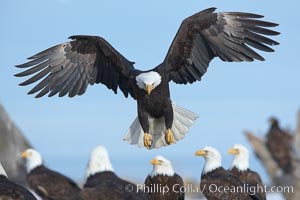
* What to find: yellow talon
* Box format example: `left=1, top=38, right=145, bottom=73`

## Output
left=144, top=133, right=152, bottom=149
left=165, top=129, right=174, bottom=145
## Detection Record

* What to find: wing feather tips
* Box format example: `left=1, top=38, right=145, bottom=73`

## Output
left=34, top=85, right=50, bottom=98
left=27, top=74, right=53, bottom=95
left=237, top=18, right=279, bottom=28
left=225, top=12, right=264, bottom=19
left=15, top=35, right=135, bottom=98
left=243, top=30, right=279, bottom=46
left=14, top=60, right=52, bottom=77
left=149, top=9, right=276, bottom=86
left=18, top=67, right=51, bottom=86
left=15, top=55, right=49, bottom=69
left=243, top=25, right=280, bottom=36
left=245, top=38, right=275, bottom=53
left=220, top=12, right=279, bottom=61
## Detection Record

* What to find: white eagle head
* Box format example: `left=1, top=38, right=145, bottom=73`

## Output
left=85, top=145, right=114, bottom=178
left=149, top=155, right=175, bottom=177
left=228, top=144, right=249, bottom=171
left=195, top=146, right=222, bottom=175
left=136, top=71, right=161, bottom=95
left=21, top=149, right=43, bottom=173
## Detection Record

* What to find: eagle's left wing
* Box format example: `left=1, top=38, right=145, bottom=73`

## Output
left=161, top=7, right=280, bottom=84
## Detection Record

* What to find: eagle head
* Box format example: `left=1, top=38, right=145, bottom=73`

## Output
left=136, top=71, right=161, bottom=95
left=195, top=146, right=222, bottom=175
left=228, top=144, right=249, bottom=171
left=269, top=117, right=279, bottom=127
left=149, top=155, right=175, bottom=177
left=21, top=149, right=43, bottom=173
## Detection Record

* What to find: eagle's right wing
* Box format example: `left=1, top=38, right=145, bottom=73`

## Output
left=15, top=35, right=136, bottom=98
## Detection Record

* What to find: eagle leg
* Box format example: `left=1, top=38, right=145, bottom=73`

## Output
left=165, top=129, right=174, bottom=145
left=143, top=133, right=152, bottom=149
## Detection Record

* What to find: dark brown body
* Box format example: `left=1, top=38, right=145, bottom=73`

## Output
left=200, top=167, right=256, bottom=200
left=229, top=167, right=266, bottom=200
left=83, top=171, right=147, bottom=200
left=27, top=166, right=82, bottom=200
left=135, top=68, right=173, bottom=133
left=266, top=119, right=293, bottom=174
left=144, top=173, right=184, bottom=200
left=0, top=175, right=37, bottom=200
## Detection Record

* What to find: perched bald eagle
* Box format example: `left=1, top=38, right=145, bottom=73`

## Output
left=15, top=7, right=279, bottom=149
left=228, top=144, right=266, bottom=200
left=21, top=149, right=82, bottom=200
left=144, top=155, right=184, bottom=200
left=266, top=117, right=293, bottom=174
left=82, top=146, right=147, bottom=200
left=0, top=162, right=37, bottom=200
left=195, top=146, right=259, bottom=200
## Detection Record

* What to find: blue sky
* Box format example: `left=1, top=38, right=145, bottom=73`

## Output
left=1, top=0, right=299, bottom=184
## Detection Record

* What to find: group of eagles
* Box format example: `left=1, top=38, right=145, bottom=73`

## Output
left=2, top=5, right=289, bottom=200
left=0, top=118, right=294, bottom=200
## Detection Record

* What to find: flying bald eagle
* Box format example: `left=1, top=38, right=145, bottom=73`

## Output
left=195, top=146, right=260, bottom=200
left=266, top=117, right=293, bottom=174
left=21, top=149, right=82, bottom=200
left=0, top=162, right=37, bottom=200
left=144, top=155, right=184, bottom=200
left=15, top=7, right=279, bottom=149
left=82, top=146, right=147, bottom=200
left=228, top=144, right=266, bottom=200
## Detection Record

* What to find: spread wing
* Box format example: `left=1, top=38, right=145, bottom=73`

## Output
left=162, top=7, right=280, bottom=84
left=15, top=35, right=135, bottom=98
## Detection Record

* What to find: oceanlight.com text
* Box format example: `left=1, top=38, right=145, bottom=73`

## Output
left=125, top=183, right=294, bottom=195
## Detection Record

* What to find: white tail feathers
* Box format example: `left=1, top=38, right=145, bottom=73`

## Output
left=123, top=103, right=199, bottom=149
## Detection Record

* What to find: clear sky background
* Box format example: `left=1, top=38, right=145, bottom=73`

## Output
left=1, top=0, right=299, bottom=185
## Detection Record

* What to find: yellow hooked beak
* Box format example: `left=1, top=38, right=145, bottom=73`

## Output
left=21, top=151, right=29, bottom=158
left=150, top=159, right=162, bottom=165
left=228, top=148, right=239, bottom=155
left=195, top=149, right=207, bottom=156
left=146, top=84, right=153, bottom=95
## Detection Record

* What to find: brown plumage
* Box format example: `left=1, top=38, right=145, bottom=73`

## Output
left=81, top=187, right=124, bottom=200
left=228, top=144, right=266, bottom=200
left=201, top=167, right=256, bottom=200
left=21, top=149, right=82, bottom=200
left=266, top=117, right=293, bottom=174
left=0, top=176, right=37, bottom=200
left=83, top=171, right=147, bottom=200
left=15, top=7, right=279, bottom=149
left=0, top=162, right=37, bottom=200
left=144, top=156, right=184, bottom=200
left=27, top=166, right=82, bottom=200
left=144, top=174, right=184, bottom=200
left=195, top=147, right=260, bottom=200
left=230, top=167, right=265, bottom=200
left=82, top=145, right=147, bottom=200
